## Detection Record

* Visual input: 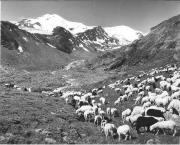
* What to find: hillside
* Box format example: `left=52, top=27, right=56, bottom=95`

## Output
left=90, top=14, right=180, bottom=71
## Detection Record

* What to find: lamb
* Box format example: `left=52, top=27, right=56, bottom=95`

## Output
left=136, top=116, right=159, bottom=134
left=101, top=123, right=117, bottom=139
left=122, top=109, right=132, bottom=123
left=117, top=125, right=131, bottom=141
left=150, top=120, right=177, bottom=136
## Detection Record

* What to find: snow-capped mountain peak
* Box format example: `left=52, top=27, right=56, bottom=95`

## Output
left=17, top=13, right=93, bottom=34
left=104, top=25, right=143, bottom=45
left=16, top=13, right=143, bottom=46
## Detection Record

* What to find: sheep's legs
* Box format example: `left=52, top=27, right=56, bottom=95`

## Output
left=118, top=135, right=121, bottom=141
left=125, top=135, right=128, bottom=140
left=155, top=129, right=160, bottom=135
left=173, top=129, right=176, bottom=136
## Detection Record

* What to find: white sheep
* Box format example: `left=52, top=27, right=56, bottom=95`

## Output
left=150, top=120, right=177, bottom=136
left=99, top=109, right=106, bottom=119
left=114, top=98, right=121, bottom=106
left=84, top=110, right=94, bottom=122
left=134, top=96, right=142, bottom=104
left=143, top=101, right=152, bottom=109
left=171, top=91, right=180, bottom=99
left=117, top=125, right=131, bottom=141
left=141, top=96, right=149, bottom=104
left=122, top=108, right=131, bottom=123
left=99, top=97, right=107, bottom=105
left=145, top=86, right=151, bottom=91
left=111, top=108, right=119, bottom=118
left=94, top=115, right=102, bottom=126
left=76, top=105, right=93, bottom=114
left=155, top=88, right=163, bottom=94
left=155, top=97, right=170, bottom=107
left=167, top=99, right=180, bottom=114
left=106, top=107, right=111, bottom=116
left=131, top=106, right=144, bottom=116
left=101, top=123, right=117, bottom=139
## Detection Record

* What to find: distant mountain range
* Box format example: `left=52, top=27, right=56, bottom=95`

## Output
left=16, top=14, right=143, bottom=46
left=1, top=13, right=179, bottom=70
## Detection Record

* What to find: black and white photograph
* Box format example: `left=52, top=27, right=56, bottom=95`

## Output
left=1, top=0, right=180, bottom=144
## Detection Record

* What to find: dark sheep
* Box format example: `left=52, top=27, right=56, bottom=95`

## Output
left=136, top=116, right=159, bottom=134
left=78, top=101, right=89, bottom=108
left=146, top=109, right=165, bottom=119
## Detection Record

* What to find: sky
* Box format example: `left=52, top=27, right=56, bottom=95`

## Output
left=1, top=0, right=180, bottom=33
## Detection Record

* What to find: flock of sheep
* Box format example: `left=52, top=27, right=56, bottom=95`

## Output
left=4, top=63, right=180, bottom=142
left=60, top=64, right=180, bottom=141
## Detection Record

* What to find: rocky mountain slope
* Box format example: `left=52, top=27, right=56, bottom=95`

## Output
left=1, top=21, right=72, bottom=70
left=91, top=14, right=180, bottom=71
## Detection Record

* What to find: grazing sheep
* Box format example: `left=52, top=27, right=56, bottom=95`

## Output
left=111, top=108, right=119, bottom=118
left=84, top=110, right=94, bottom=122
left=131, top=106, right=144, bottom=116
left=106, top=107, right=111, bottom=116
left=155, top=88, right=163, bottom=94
left=141, top=96, right=149, bottom=104
left=101, top=123, right=117, bottom=139
left=171, top=91, right=180, bottom=99
left=117, top=125, right=131, bottom=141
left=150, top=120, right=177, bottom=136
left=114, top=98, right=121, bottom=106
left=145, top=108, right=165, bottom=119
left=99, top=109, right=106, bottom=119
left=143, top=101, right=152, bottom=109
left=99, top=97, right=107, bottom=105
left=76, top=105, right=93, bottom=114
left=122, top=109, right=132, bottom=123
left=136, top=116, right=159, bottom=134
left=134, top=96, right=142, bottom=104
left=94, top=115, right=102, bottom=126
left=167, top=99, right=180, bottom=114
